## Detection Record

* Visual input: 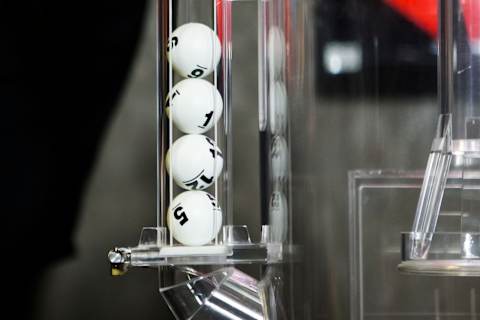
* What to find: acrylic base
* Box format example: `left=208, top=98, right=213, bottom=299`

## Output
left=109, top=225, right=286, bottom=275
left=398, top=232, right=480, bottom=276
left=398, top=260, right=480, bottom=276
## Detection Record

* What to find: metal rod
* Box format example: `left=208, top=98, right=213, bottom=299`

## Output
left=157, top=0, right=171, bottom=228
left=438, top=0, right=455, bottom=115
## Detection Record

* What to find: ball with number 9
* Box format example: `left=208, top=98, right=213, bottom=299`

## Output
left=166, top=79, right=223, bottom=134
left=167, top=191, right=223, bottom=246
left=167, top=23, right=221, bottom=79
left=166, top=134, right=223, bottom=190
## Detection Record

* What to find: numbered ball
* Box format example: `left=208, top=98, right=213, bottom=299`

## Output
left=167, top=23, right=221, bottom=79
left=166, top=79, right=223, bottom=134
left=269, top=191, right=288, bottom=243
left=271, top=135, right=288, bottom=181
left=167, top=191, right=223, bottom=246
left=269, top=81, right=287, bottom=135
left=268, top=26, right=285, bottom=78
left=166, top=134, right=223, bottom=190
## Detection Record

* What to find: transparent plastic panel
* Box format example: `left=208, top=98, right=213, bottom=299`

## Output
left=108, top=0, right=301, bottom=278
left=448, top=0, right=480, bottom=140
left=258, top=266, right=290, bottom=320
left=155, top=0, right=293, bottom=253
left=160, top=267, right=264, bottom=320
left=408, top=0, right=480, bottom=264
left=283, top=0, right=479, bottom=318
left=349, top=170, right=480, bottom=319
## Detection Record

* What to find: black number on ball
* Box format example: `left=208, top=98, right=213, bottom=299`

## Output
left=205, top=137, right=223, bottom=159
left=199, top=111, right=214, bottom=129
left=205, top=193, right=217, bottom=207
left=167, top=37, right=178, bottom=52
left=188, top=65, right=207, bottom=78
left=165, top=89, right=180, bottom=108
left=184, top=174, right=213, bottom=190
left=173, top=206, right=189, bottom=226
left=200, top=175, right=213, bottom=184
left=185, top=180, right=200, bottom=190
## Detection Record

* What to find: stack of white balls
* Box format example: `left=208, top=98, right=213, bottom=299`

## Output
left=268, top=26, right=289, bottom=243
left=165, top=23, right=223, bottom=246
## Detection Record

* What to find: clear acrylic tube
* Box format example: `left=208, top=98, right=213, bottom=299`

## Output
left=158, top=0, right=229, bottom=248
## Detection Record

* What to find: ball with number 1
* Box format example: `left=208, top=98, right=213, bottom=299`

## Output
left=166, top=79, right=223, bottom=134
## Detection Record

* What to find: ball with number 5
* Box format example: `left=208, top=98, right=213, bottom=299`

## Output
left=166, top=134, right=223, bottom=190
left=167, top=23, right=221, bottom=79
left=167, top=191, right=223, bottom=246
left=166, top=79, right=223, bottom=134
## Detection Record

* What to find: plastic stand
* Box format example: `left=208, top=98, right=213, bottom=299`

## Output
left=109, top=225, right=284, bottom=275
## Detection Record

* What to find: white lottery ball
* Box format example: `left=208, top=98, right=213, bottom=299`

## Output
left=167, top=191, right=222, bottom=246
left=268, top=27, right=285, bottom=78
left=269, top=81, right=287, bottom=135
left=166, top=79, right=223, bottom=134
left=271, top=136, right=288, bottom=181
left=269, top=191, right=288, bottom=243
left=167, top=23, right=221, bottom=79
left=166, top=134, right=223, bottom=190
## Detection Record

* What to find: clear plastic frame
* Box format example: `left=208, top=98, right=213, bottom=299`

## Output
left=158, top=0, right=230, bottom=252
left=156, top=0, right=292, bottom=258
left=109, top=0, right=295, bottom=271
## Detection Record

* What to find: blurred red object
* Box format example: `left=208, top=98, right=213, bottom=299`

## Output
left=384, top=0, right=438, bottom=38
left=216, top=0, right=224, bottom=44
left=462, top=0, right=480, bottom=41
left=385, top=0, right=479, bottom=41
